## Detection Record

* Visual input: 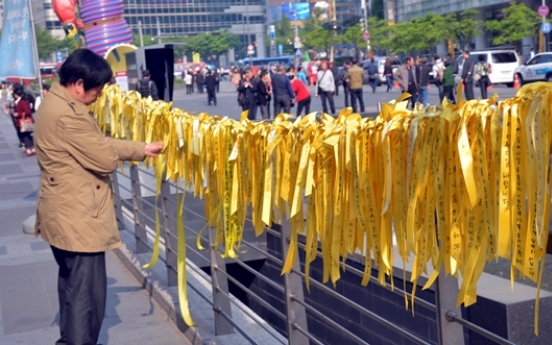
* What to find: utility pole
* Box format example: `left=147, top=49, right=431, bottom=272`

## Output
left=28, top=0, right=43, bottom=97
left=138, top=20, right=144, bottom=48
left=362, top=0, right=370, bottom=57
left=329, top=0, right=337, bottom=62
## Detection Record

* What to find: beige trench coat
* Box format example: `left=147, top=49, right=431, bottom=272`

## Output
left=34, top=82, right=145, bottom=253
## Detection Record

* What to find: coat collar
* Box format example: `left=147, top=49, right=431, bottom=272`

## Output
left=49, top=82, right=91, bottom=115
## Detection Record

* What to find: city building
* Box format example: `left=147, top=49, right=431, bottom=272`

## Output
left=384, top=0, right=545, bottom=53
left=30, top=0, right=267, bottom=61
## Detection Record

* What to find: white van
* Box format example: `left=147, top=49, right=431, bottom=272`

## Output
left=456, top=49, right=520, bottom=86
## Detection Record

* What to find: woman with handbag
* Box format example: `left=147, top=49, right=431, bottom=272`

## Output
left=13, top=88, right=35, bottom=157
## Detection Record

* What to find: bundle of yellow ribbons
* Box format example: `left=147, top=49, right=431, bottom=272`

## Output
left=94, top=82, right=552, bottom=335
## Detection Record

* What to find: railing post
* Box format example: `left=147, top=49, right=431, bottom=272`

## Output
left=130, top=165, right=148, bottom=253
left=435, top=271, right=464, bottom=345
left=280, top=219, right=309, bottom=345
left=110, top=171, right=124, bottom=229
left=208, top=224, right=234, bottom=335
left=160, top=179, right=177, bottom=287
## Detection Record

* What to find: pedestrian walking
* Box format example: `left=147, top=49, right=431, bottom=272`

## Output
left=316, top=61, right=336, bottom=115
left=185, top=72, right=193, bottom=94
left=345, top=59, right=365, bottom=114
left=13, top=88, right=35, bottom=157
left=442, top=60, right=455, bottom=104
left=365, top=58, right=378, bottom=93
left=418, top=57, right=431, bottom=107
left=135, top=69, right=159, bottom=100
left=383, top=58, right=394, bottom=92
left=432, top=56, right=444, bottom=101
left=1, top=81, right=8, bottom=114
left=34, top=49, right=163, bottom=345
left=291, top=69, right=311, bottom=117
left=475, top=54, right=491, bottom=99
left=231, top=68, right=241, bottom=89
left=394, top=56, right=418, bottom=109
left=272, top=65, right=295, bottom=115
left=205, top=70, right=217, bottom=106
left=461, top=50, right=475, bottom=100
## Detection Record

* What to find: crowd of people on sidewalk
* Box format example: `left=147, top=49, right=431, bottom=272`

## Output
left=226, top=59, right=378, bottom=120
left=217, top=52, right=494, bottom=119
left=1, top=81, right=50, bottom=157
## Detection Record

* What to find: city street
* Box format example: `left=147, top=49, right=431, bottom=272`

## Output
left=171, top=80, right=520, bottom=119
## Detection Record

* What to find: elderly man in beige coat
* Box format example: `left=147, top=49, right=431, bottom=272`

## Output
left=394, top=56, right=418, bottom=109
left=34, top=49, right=163, bottom=345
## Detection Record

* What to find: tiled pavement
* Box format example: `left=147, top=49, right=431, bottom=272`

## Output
left=0, top=112, right=191, bottom=345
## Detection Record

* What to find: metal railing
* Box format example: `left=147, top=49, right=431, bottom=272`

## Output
left=111, top=163, right=517, bottom=345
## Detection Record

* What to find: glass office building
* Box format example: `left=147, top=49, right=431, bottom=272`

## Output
left=37, top=0, right=267, bottom=60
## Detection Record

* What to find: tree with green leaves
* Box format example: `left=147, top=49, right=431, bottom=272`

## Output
left=342, top=24, right=365, bottom=48
left=389, top=13, right=449, bottom=53
left=132, top=33, right=158, bottom=48
left=35, top=26, right=71, bottom=60
left=180, top=31, right=241, bottom=65
left=486, top=1, right=540, bottom=51
left=366, top=17, right=394, bottom=54
left=445, top=9, right=483, bottom=51
left=303, top=26, right=340, bottom=51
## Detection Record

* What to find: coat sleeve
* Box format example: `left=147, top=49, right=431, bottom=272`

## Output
left=109, top=139, right=146, bottom=161
left=59, top=114, right=119, bottom=175
left=151, top=81, right=160, bottom=100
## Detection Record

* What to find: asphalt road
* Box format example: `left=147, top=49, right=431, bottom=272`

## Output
left=171, top=80, right=520, bottom=120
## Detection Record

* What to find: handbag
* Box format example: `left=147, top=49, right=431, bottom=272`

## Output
left=20, top=118, right=34, bottom=133
left=317, top=71, right=328, bottom=95
left=474, top=74, right=481, bottom=82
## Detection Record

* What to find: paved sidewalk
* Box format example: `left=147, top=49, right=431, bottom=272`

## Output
left=0, top=112, right=191, bottom=345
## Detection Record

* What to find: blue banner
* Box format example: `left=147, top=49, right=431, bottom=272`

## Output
left=0, top=0, right=36, bottom=79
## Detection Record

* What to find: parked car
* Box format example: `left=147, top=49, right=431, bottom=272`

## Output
left=514, top=52, right=552, bottom=85
left=455, top=49, right=520, bottom=86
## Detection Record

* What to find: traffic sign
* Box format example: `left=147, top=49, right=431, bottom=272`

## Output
left=247, top=44, right=254, bottom=51
left=362, top=32, right=370, bottom=41
left=538, top=5, right=549, bottom=17
left=542, top=22, right=552, bottom=34
left=294, top=36, right=300, bottom=43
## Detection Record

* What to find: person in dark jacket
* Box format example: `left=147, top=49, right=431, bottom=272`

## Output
left=460, top=50, right=475, bottom=100
left=135, top=70, right=159, bottom=100
left=365, top=58, right=378, bottom=93
left=205, top=70, right=217, bottom=106
left=238, top=69, right=259, bottom=120
left=272, top=65, right=295, bottom=115
left=341, top=61, right=351, bottom=107
left=418, top=57, right=432, bottom=106
left=331, top=62, right=340, bottom=96
left=257, top=70, right=271, bottom=119
left=196, top=69, right=205, bottom=94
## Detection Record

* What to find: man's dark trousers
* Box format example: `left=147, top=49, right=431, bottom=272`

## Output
left=207, top=89, right=217, bottom=105
left=343, top=83, right=350, bottom=107
left=274, top=95, right=291, bottom=116
left=350, top=88, right=365, bottom=113
left=320, top=90, right=335, bottom=114
left=464, top=81, right=474, bottom=100
left=51, top=246, right=106, bottom=345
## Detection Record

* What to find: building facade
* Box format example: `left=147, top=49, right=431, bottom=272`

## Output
left=31, top=0, right=267, bottom=60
